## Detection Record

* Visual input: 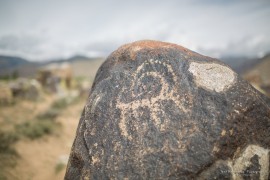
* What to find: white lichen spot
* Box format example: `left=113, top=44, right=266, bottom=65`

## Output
left=91, top=95, right=102, bottom=114
left=221, top=130, right=226, bottom=136
left=213, top=145, right=220, bottom=153
left=234, top=109, right=240, bottom=114
left=232, top=145, right=269, bottom=180
left=188, top=62, right=235, bottom=92
left=83, top=174, right=90, bottom=180
left=92, top=154, right=100, bottom=164
left=201, top=145, right=269, bottom=180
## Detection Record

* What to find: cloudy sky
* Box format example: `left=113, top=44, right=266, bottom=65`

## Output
left=0, top=0, right=270, bottom=61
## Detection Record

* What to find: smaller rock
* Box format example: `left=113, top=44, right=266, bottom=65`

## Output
left=38, top=63, right=73, bottom=93
left=9, top=78, right=41, bottom=101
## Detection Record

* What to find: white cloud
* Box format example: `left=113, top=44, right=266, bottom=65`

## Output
left=0, top=0, right=269, bottom=61
left=197, top=35, right=270, bottom=58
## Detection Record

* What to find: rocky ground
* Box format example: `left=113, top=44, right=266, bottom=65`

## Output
left=0, top=92, right=85, bottom=180
left=12, top=98, right=85, bottom=180
left=0, top=94, right=86, bottom=180
left=0, top=59, right=104, bottom=180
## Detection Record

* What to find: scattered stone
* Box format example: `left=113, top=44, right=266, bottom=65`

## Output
left=38, top=63, right=72, bottom=93
left=65, top=40, right=270, bottom=179
left=9, top=78, right=41, bottom=101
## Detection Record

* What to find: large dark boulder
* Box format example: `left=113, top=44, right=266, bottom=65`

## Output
left=65, top=40, right=270, bottom=179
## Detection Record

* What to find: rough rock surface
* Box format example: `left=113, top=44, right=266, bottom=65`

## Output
left=65, top=40, right=270, bottom=179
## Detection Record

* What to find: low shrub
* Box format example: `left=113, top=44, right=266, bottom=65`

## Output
left=51, top=96, right=80, bottom=110
left=15, top=120, right=59, bottom=140
left=0, top=131, right=19, bottom=180
left=36, top=108, right=60, bottom=120
left=51, top=98, right=70, bottom=110
left=55, top=162, right=66, bottom=174
left=0, top=131, right=18, bottom=155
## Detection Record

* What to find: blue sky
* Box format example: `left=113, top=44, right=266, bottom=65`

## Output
left=0, top=0, right=270, bottom=61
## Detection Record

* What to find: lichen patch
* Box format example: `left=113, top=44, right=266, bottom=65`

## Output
left=232, top=145, right=269, bottom=180
left=188, top=62, right=235, bottom=92
left=201, top=145, right=269, bottom=179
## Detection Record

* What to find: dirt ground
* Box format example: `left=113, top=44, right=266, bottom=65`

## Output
left=1, top=96, right=86, bottom=180
left=0, top=59, right=104, bottom=180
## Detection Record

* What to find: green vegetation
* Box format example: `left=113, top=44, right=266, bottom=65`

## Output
left=0, top=130, right=18, bottom=155
left=74, top=76, right=87, bottom=84
left=51, top=96, right=80, bottom=110
left=51, top=98, right=70, bottom=110
left=55, top=162, right=66, bottom=174
left=36, top=108, right=60, bottom=120
left=0, top=131, right=19, bottom=180
left=0, top=91, right=82, bottom=178
left=0, top=173, right=7, bottom=180
left=12, top=97, right=81, bottom=140
left=15, top=120, right=59, bottom=140
left=15, top=96, right=81, bottom=140
left=0, top=70, right=19, bottom=81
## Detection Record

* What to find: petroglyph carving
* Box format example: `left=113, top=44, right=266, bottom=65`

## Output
left=116, top=59, right=193, bottom=140
left=188, top=62, right=236, bottom=92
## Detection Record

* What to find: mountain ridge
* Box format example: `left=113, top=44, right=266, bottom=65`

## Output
left=0, top=54, right=102, bottom=78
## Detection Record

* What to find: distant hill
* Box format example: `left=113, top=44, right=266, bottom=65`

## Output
left=0, top=55, right=39, bottom=78
left=2, top=53, right=268, bottom=84
left=242, top=54, right=270, bottom=74
left=46, top=55, right=100, bottom=64
left=220, top=56, right=258, bottom=73
left=0, top=55, right=30, bottom=70
left=242, top=54, right=270, bottom=96
left=0, top=54, right=104, bottom=78
left=44, top=55, right=105, bottom=79
left=70, top=58, right=105, bottom=78
left=67, top=55, right=94, bottom=62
